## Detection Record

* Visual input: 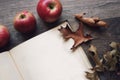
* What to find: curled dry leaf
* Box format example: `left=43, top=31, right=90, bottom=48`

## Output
left=88, top=45, right=104, bottom=72
left=103, top=42, right=120, bottom=71
left=86, top=71, right=99, bottom=80
left=58, top=22, right=93, bottom=50
left=75, top=13, right=108, bottom=28
left=87, top=42, right=120, bottom=78
left=88, top=43, right=120, bottom=72
left=103, top=51, right=118, bottom=71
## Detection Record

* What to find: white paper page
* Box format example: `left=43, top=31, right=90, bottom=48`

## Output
left=0, top=52, right=23, bottom=80
left=10, top=22, right=92, bottom=80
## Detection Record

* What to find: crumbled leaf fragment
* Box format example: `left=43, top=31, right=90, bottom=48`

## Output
left=88, top=45, right=104, bottom=72
left=109, top=42, right=118, bottom=49
left=86, top=71, right=99, bottom=80
left=58, top=22, right=93, bottom=50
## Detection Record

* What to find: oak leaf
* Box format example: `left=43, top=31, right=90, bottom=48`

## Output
left=58, top=22, right=93, bottom=50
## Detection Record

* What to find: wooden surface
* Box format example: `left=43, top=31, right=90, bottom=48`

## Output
left=0, top=0, right=120, bottom=80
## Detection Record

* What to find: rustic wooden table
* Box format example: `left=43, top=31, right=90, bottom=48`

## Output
left=0, top=0, right=120, bottom=80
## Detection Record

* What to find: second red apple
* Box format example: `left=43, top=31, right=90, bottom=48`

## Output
left=37, top=0, right=62, bottom=23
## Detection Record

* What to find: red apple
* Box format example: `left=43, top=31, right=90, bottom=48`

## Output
left=0, top=25, right=10, bottom=48
left=37, top=0, right=62, bottom=23
left=13, top=10, right=36, bottom=33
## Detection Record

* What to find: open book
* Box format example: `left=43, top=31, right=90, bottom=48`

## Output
left=0, top=21, right=92, bottom=80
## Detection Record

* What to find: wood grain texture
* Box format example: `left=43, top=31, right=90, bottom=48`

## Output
left=0, top=0, right=120, bottom=80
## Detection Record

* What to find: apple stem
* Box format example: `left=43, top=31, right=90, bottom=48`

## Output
left=49, top=3, right=54, bottom=9
left=20, top=14, right=26, bottom=19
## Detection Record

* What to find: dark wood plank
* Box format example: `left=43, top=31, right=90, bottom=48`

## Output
left=0, top=0, right=120, bottom=80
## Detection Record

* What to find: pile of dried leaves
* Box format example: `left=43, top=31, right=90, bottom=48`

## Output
left=58, top=13, right=119, bottom=80
left=86, top=42, right=120, bottom=80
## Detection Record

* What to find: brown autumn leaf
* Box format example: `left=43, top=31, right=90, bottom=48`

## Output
left=75, top=13, right=108, bottom=28
left=58, top=22, right=93, bottom=50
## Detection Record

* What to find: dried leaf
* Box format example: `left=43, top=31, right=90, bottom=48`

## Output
left=87, top=42, right=120, bottom=79
left=88, top=45, right=104, bottom=72
left=103, top=51, right=118, bottom=71
left=86, top=71, right=99, bottom=80
left=58, top=22, right=93, bottom=50
left=75, top=13, right=108, bottom=28
left=103, top=42, right=120, bottom=71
